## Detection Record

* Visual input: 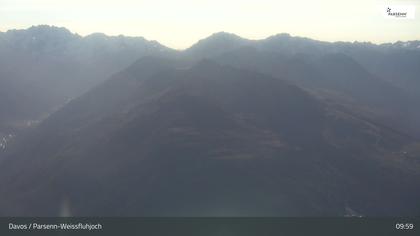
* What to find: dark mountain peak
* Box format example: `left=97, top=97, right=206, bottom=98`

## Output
left=270, top=33, right=291, bottom=39
left=257, top=33, right=329, bottom=55
left=195, top=31, right=249, bottom=47
left=27, top=25, right=73, bottom=34
left=2, top=25, right=79, bottom=54
left=85, top=32, right=146, bottom=42
left=11, top=25, right=79, bottom=41
left=184, top=32, right=250, bottom=58
left=81, top=32, right=174, bottom=55
left=191, top=32, right=246, bottom=47
left=5, top=25, right=77, bottom=39
left=207, top=31, right=243, bottom=40
left=264, top=33, right=310, bottom=43
left=84, top=32, right=108, bottom=39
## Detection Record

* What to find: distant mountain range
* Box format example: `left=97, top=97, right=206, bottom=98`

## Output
left=1, top=26, right=419, bottom=132
left=0, top=25, right=174, bottom=131
left=0, top=26, right=419, bottom=216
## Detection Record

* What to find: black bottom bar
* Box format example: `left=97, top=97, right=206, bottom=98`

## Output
left=1, top=217, right=419, bottom=236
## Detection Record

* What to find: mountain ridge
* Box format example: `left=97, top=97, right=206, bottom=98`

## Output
left=0, top=26, right=419, bottom=217
left=2, top=25, right=420, bottom=51
left=1, top=58, right=419, bottom=216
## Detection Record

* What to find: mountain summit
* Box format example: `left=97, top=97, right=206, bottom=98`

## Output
left=184, top=32, right=250, bottom=58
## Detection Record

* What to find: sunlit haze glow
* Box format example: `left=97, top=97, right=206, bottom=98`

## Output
left=1, top=0, right=419, bottom=49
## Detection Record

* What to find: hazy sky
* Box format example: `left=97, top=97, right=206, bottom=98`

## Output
left=1, top=0, right=419, bottom=49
